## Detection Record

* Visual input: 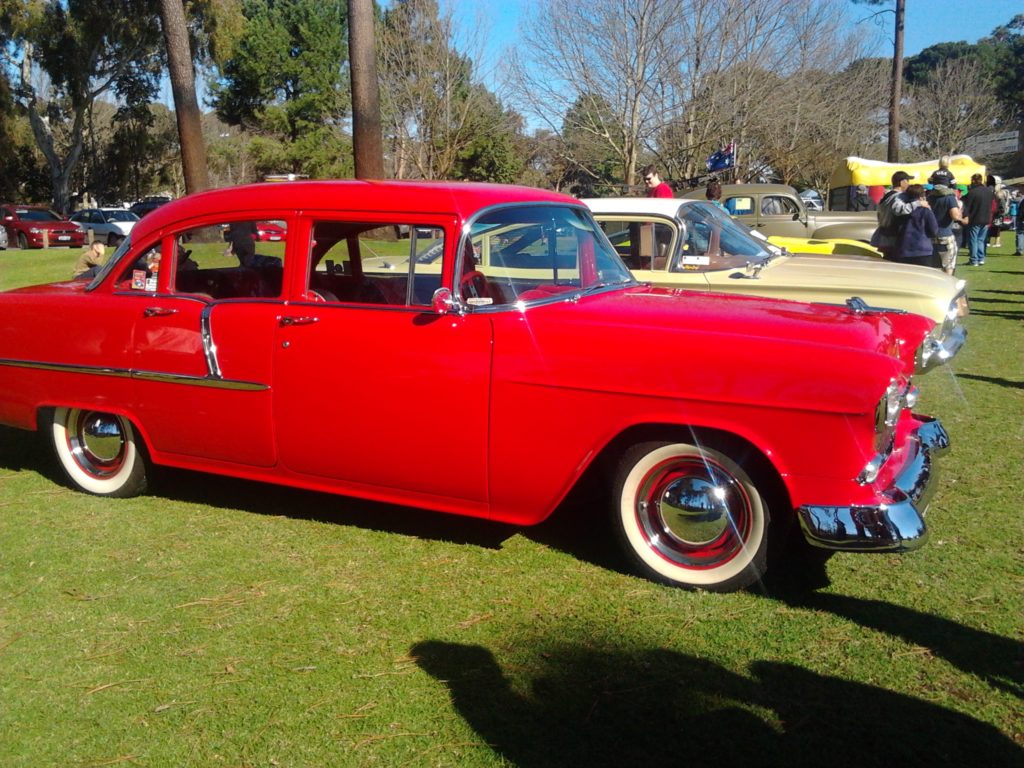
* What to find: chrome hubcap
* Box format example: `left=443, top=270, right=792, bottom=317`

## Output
left=68, top=410, right=127, bottom=478
left=636, top=456, right=752, bottom=569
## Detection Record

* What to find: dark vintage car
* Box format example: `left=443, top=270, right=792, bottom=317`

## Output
left=1, top=204, right=85, bottom=249
left=0, top=181, right=949, bottom=591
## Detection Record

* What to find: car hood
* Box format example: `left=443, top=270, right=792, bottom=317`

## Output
left=501, top=286, right=932, bottom=415
left=705, top=253, right=960, bottom=322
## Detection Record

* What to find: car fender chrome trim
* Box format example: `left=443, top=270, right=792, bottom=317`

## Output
left=0, top=358, right=267, bottom=391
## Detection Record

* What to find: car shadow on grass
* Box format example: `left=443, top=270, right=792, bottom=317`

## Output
left=952, top=372, right=1024, bottom=390
left=410, top=639, right=1023, bottom=767
left=0, top=424, right=515, bottom=550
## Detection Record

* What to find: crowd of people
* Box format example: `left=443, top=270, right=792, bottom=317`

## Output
left=641, top=156, right=1019, bottom=279
left=868, top=157, right=1018, bottom=274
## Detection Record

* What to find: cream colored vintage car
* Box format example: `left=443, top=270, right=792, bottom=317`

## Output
left=584, top=197, right=967, bottom=372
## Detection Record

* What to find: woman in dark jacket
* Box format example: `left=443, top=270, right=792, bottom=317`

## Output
left=894, top=185, right=939, bottom=268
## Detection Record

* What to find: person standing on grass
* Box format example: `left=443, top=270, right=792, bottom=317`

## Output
left=962, top=174, right=994, bottom=266
left=927, top=172, right=967, bottom=275
left=894, top=185, right=938, bottom=268
left=1015, top=193, right=1024, bottom=256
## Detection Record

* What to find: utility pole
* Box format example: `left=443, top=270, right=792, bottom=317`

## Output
left=348, top=0, right=384, bottom=179
left=887, top=0, right=905, bottom=163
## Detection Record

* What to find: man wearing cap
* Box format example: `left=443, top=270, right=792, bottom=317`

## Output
left=927, top=170, right=966, bottom=275
left=962, top=173, right=995, bottom=266
left=870, top=170, right=916, bottom=258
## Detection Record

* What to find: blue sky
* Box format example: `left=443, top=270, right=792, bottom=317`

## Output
left=445, top=0, right=1021, bottom=62
left=884, top=0, right=1019, bottom=56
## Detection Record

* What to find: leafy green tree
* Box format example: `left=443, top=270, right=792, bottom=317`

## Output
left=211, top=0, right=352, bottom=177
left=3, top=0, right=164, bottom=212
left=990, top=14, right=1024, bottom=122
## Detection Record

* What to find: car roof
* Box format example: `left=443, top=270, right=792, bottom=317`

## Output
left=133, top=180, right=579, bottom=243
left=582, top=197, right=699, bottom=217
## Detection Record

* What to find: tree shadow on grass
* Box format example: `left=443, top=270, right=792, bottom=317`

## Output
left=411, top=640, right=1023, bottom=768
left=0, top=425, right=515, bottom=550
left=769, top=590, right=1024, bottom=700
left=953, top=372, right=1024, bottom=390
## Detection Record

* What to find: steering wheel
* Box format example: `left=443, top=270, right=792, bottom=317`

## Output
left=459, top=270, right=489, bottom=300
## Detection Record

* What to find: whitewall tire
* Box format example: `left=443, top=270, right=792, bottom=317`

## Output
left=50, top=407, right=148, bottom=497
left=612, top=441, right=769, bottom=591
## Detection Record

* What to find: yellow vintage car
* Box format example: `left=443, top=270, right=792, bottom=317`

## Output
left=584, top=197, right=967, bottom=372
left=765, top=234, right=882, bottom=258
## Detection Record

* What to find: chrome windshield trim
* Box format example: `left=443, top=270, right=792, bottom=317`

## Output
left=0, top=359, right=266, bottom=391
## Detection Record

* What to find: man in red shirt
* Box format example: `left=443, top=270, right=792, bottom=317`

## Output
left=642, top=165, right=673, bottom=198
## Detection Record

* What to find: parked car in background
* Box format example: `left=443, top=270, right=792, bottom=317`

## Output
left=0, top=222, right=7, bottom=250
left=129, top=196, right=172, bottom=218
left=69, top=208, right=141, bottom=245
left=255, top=221, right=287, bottom=241
left=798, top=189, right=824, bottom=211
left=0, top=204, right=85, bottom=249
left=584, top=197, right=967, bottom=373
left=682, top=183, right=878, bottom=242
left=0, top=180, right=948, bottom=592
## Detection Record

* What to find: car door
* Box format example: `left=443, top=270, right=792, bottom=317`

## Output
left=125, top=226, right=283, bottom=468
left=755, top=194, right=808, bottom=237
left=273, top=216, right=492, bottom=505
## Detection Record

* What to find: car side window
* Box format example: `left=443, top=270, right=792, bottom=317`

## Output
left=597, top=218, right=673, bottom=270
left=306, top=221, right=443, bottom=306
left=761, top=196, right=800, bottom=216
left=724, top=197, right=753, bottom=216
left=167, top=221, right=286, bottom=299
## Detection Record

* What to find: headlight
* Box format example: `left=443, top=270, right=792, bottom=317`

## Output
left=29, top=227, right=42, bottom=234
left=861, top=377, right=915, bottom=484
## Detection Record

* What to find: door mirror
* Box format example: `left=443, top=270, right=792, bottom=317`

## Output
left=431, top=287, right=455, bottom=315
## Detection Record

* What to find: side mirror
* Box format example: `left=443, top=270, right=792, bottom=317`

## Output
left=431, top=287, right=455, bottom=315
left=792, top=212, right=800, bottom=221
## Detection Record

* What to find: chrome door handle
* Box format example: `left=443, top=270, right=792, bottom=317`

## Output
left=279, top=316, right=319, bottom=327
left=143, top=307, right=178, bottom=317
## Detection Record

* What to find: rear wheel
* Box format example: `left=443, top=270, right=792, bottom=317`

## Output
left=50, top=407, right=147, bottom=497
left=17, top=232, right=28, bottom=249
left=612, top=441, right=769, bottom=591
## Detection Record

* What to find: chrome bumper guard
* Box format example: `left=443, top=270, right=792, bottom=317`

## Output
left=920, top=325, right=967, bottom=371
left=797, top=417, right=950, bottom=553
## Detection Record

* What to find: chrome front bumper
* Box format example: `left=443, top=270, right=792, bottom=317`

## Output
left=797, top=418, right=950, bottom=553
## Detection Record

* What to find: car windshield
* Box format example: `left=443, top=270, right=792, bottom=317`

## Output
left=16, top=208, right=62, bottom=222
left=103, top=210, right=140, bottom=222
left=672, top=202, right=771, bottom=272
left=461, top=204, right=635, bottom=306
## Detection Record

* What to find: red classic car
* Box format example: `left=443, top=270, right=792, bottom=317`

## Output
left=255, top=221, right=287, bottom=241
left=0, top=181, right=949, bottom=591
left=1, top=204, right=85, bottom=249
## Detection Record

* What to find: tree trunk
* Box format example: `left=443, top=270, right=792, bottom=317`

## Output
left=159, top=0, right=210, bottom=195
left=349, top=0, right=385, bottom=179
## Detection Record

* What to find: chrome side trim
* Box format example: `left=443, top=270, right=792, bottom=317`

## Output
left=200, top=304, right=223, bottom=378
left=798, top=417, right=949, bottom=553
left=0, top=359, right=267, bottom=392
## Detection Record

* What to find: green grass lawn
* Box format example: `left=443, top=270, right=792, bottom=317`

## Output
left=1, top=236, right=1022, bottom=766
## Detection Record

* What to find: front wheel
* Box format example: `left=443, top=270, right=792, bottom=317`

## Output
left=50, top=407, right=148, bottom=497
left=612, top=441, right=769, bottom=591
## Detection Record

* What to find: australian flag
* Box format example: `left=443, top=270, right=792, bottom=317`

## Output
left=706, top=142, right=735, bottom=172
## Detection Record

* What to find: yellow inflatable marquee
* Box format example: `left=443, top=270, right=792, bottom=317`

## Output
left=830, top=155, right=985, bottom=189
